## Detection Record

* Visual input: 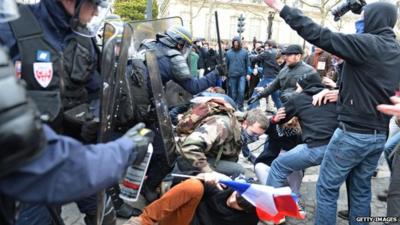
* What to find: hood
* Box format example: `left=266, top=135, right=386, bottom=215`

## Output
left=298, top=71, right=324, bottom=94
left=232, top=36, right=242, bottom=50
left=42, top=0, right=72, bottom=32
left=364, top=2, right=397, bottom=34
left=208, top=48, right=216, bottom=55
left=303, top=86, right=325, bottom=95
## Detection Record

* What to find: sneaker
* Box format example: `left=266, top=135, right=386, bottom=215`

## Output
left=298, top=202, right=307, bottom=218
left=123, top=217, right=142, bottom=225
left=338, top=210, right=349, bottom=220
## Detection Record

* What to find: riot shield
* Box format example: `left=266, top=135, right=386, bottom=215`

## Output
left=96, top=21, right=124, bottom=225
left=128, top=16, right=183, bottom=51
left=115, top=17, right=184, bottom=166
left=164, top=80, right=193, bottom=107
left=128, top=17, right=193, bottom=108
left=145, top=50, right=177, bottom=166
left=98, top=21, right=123, bottom=142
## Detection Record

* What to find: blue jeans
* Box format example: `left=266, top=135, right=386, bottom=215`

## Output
left=266, top=143, right=326, bottom=195
left=315, top=128, right=386, bottom=225
left=248, top=77, right=281, bottom=109
left=384, top=131, right=400, bottom=171
left=228, top=76, right=246, bottom=110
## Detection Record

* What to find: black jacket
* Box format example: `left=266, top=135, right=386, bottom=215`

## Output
left=191, top=184, right=258, bottom=225
left=278, top=87, right=338, bottom=147
left=280, top=2, right=400, bottom=131
left=204, top=49, right=219, bottom=74
left=251, top=48, right=281, bottom=79
left=259, top=61, right=315, bottom=102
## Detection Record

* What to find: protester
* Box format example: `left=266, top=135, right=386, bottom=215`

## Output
left=263, top=1, right=400, bottom=224
left=225, top=36, right=250, bottom=111
left=248, top=44, right=315, bottom=106
left=123, top=176, right=258, bottom=225
left=176, top=103, right=268, bottom=177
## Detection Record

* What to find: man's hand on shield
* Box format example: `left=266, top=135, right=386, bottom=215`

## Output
left=124, top=123, right=154, bottom=166
left=215, top=64, right=227, bottom=79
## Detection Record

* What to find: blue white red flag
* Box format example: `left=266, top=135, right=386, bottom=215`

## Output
left=219, top=180, right=305, bottom=223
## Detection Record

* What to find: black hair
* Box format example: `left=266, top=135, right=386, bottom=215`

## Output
left=236, top=192, right=256, bottom=213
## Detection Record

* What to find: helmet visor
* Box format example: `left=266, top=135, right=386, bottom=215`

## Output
left=72, top=0, right=112, bottom=37
left=0, top=0, right=19, bottom=23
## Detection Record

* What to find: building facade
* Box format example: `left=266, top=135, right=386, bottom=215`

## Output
left=158, top=0, right=376, bottom=47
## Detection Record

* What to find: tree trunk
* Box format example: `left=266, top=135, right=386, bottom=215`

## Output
left=206, top=0, right=216, bottom=41
left=189, top=0, right=193, bottom=33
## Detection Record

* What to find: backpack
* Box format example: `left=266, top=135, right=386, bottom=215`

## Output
left=176, top=98, right=237, bottom=135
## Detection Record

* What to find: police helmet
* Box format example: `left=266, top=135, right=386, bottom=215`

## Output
left=165, top=25, right=193, bottom=47
left=71, top=0, right=113, bottom=37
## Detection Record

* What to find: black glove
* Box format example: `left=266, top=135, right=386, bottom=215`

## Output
left=124, top=123, right=154, bottom=166
left=80, top=117, right=99, bottom=143
left=215, top=64, right=227, bottom=78
left=248, top=94, right=260, bottom=105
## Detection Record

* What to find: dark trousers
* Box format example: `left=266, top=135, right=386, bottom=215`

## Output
left=387, top=149, right=400, bottom=224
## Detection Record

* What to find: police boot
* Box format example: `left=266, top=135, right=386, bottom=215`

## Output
left=84, top=198, right=117, bottom=225
left=116, top=203, right=142, bottom=219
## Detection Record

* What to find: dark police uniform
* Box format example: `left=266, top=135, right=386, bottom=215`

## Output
left=0, top=1, right=102, bottom=224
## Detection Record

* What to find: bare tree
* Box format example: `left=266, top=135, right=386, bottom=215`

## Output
left=395, top=0, right=400, bottom=34
left=300, top=0, right=341, bottom=26
left=189, top=0, right=207, bottom=33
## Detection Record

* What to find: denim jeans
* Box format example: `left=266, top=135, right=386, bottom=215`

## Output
left=384, top=131, right=400, bottom=171
left=255, top=160, right=303, bottom=195
left=248, top=77, right=281, bottom=109
left=266, top=144, right=326, bottom=195
left=228, top=76, right=246, bottom=110
left=315, top=128, right=386, bottom=225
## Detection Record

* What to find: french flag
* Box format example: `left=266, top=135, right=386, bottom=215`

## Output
left=219, top=180, right=305, bottom=223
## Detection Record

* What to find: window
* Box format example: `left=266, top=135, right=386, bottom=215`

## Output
left=230, top=16, right=239, bottom=38
left=248, top=18, right=262, bottom=41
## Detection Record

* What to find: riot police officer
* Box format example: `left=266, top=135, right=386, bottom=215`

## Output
left=0, top=43, right=153, bottom=224
left=0, top=0, right=117, bottom=224
left=0, top=1, right=153, bottom=224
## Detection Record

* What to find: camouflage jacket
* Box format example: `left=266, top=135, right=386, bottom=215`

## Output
left=178, top=114, right=242, bottom=173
